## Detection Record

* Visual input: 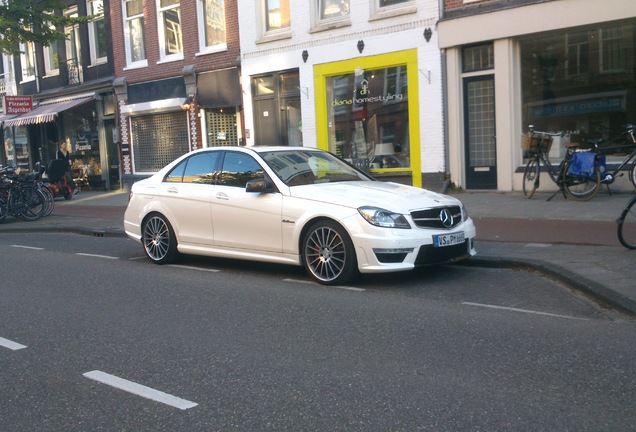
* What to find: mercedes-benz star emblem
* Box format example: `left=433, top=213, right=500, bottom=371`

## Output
left=439, top=209, right=454, bottom=228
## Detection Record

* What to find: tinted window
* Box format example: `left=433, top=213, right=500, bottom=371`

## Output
left=164, top=152, right=219, bottom=184
left=219, top=152, right=264, bottom=187
left=165, top=159, right=186, bottom=182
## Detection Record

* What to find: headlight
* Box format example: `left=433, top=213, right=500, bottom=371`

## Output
left=358, top=206, right=411, bottom=229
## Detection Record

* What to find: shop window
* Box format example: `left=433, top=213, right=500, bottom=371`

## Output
left=131, top=112, right=189, bottom=173
left=123, top=0, right=147, bottom=67
left=520, top=21, right=636, bottom=158
left=462, top=43, right=494, bottom=73
left=325, top=66, right=410, bottom=169
left=87, top=0, right=107, bottom=65
left=157, top=0, right=183, bottom=61
left=197, top=0, right=226, bottom=54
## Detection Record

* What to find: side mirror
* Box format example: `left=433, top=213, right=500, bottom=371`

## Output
left=246, top=178, right=274, bottom=193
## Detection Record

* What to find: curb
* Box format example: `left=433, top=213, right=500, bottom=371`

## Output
left=462, top=256, right=636, bottom=318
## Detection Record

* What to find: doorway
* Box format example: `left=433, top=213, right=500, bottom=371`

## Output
left=463, top=75, right=497, bottom=189
left=252, top=70, right=301, bottom=146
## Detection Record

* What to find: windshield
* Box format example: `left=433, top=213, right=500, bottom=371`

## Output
left=260, top=150, right=373, bottom=186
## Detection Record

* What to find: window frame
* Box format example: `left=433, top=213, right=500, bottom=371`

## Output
left=311, top=0, right=350, bottom=32
left=19, top=40, right=36, bottom=83
left=196, top=0, right=227, bottom=55
left=87, top=0, right=107, bottom=65
left=122, top=0, right=148, bottom=69
left=258, top=0, right=291, bottom=42
left=156, top=0, right=184, bottom=63
left=369, top=0, right=416, bottom=21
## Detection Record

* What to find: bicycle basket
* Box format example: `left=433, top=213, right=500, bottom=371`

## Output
left=521, top=134, right=553, bottom=154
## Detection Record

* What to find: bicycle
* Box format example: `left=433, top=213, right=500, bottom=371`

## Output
left=587, top=124, right=636, bottom=193
left=521, top=127, right=601, bottom=201
left=0, top=166, right=47, bottom=222
left=617, top=193, right=636, bottom=250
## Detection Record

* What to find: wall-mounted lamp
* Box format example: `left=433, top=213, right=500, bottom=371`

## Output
left=423, top=28, right=432, bottom=43
left=302, top=50, right=309, bottom=63
left=357, top=40, right=365, bottom=54
left=181, top=94, right=196, bottom=111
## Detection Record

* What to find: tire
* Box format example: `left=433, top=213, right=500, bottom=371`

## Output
left=629, top=164, right=636, bottom=190
left=0, top=194, right=7, bottom=222
left=142, top=214, right=179, bottom=264
left=562, top=159, right=601, bottom=201
left=302, top=220, right=358, bottom=285
left=617, top=197, right=636, bottom=250
left=38, top=184, right=55, bottom=217
left=522, top=157, right=539, bottom=199
left=13, top=187, right=46, bottom=221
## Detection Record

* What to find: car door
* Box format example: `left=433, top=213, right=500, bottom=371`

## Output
left=158, top=151, right=219, bottom=245
left=212, top=151, right=283, bottom=253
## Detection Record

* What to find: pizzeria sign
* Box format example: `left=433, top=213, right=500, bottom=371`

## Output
left=4, top=95, right=33, bottom=114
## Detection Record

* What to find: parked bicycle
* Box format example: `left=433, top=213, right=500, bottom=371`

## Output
left=585, top=124, right=636, bottom=193
left=617, top=193, right=636, bottom=250
left=0, top=166, right=48, bottom=222
left=522, top=126, right=601, bottom=201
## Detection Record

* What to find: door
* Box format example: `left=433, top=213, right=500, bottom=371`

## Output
left=464, top=75, right=497, bottom=189
left=253, top=99, right=281, bottom=146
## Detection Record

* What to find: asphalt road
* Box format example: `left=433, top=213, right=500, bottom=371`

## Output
left=1, top=233, right=635, bottom=431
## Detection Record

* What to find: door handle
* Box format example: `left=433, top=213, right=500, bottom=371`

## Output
left=216, top=192, right=229, bottom=200
left=167, top=187, right=178, bottom=194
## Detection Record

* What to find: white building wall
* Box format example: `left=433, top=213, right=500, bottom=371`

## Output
left=238, top=0, right=444, bottom=176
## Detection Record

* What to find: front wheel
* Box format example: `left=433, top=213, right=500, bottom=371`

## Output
left=562, top=160, right=601, bottom=201
left=522, top=157, right=540, bottom=199
left=302, top=221, right=358, bottom=285
left=629, top=164, right=636, bottom=190
left=617, top=197, right=636, bottom=250
left=142, top=214, right=179, bottom=264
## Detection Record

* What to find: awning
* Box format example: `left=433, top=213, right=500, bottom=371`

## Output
left=197, top=68, right=242, bottom=108
left=4, top=95, right=94, bottom=127
left=0, top=114, right=17, bottom=124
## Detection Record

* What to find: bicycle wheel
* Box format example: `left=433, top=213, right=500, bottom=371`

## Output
left=562, top=159, right=601, bottom=201
left=12, top=187, right=46, bottom=221
left=629, top=164, right=636, bottom=190
left=522, top=157, right=540, bottom=199
left=617, top=196, right=636, bottom=250
left=38, top=184, right=55, bottom=216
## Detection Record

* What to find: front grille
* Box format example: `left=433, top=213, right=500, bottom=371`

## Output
left=415, top=241, right=471, bottom=265
left=411, top=206, right=462, bottom=229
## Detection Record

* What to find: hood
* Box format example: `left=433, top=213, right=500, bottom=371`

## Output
left=289, top=181, right=461, bottom=213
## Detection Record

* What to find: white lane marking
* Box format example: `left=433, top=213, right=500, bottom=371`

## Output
left=129, top=256, right=147, bottom=261
left=283, top=278, right=365, bottom=292
left=0, top=337, right=27, bottom=351
left=168, top=264, right=221, bottom=273
left=462, top=302, right=589, bottom=321
left=76, top=253, right=119, bottom=260
left=83, top=370, right=198, bottom=410
left=11, top=245, right=44, bottom=250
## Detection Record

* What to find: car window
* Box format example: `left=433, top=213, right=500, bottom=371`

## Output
left=164, top=152, right=219, bottom=184
left=183, top=153, right=219, bottom=184
left=164, top=159, right=187, bottom=182
left=219, top=152, right=265, bottom=188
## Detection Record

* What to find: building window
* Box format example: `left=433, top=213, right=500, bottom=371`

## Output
left=370, top=0, right=415, bottom=20
left=265, top=0, right=290, bottom=32
left=64, top=7, right=83, bottom=85
left=600, top=26, right=626, bottom=73
left=19, top=40, right=36, bottom=82
left=311, top=0, right=349, bottom=30
left=123, top=0, right=147, bottom=67
left=566, top=30, right=589, bottom=77
left=462, top=43, right=494, bottom=73
left=87, top=0, right=107, bottom=65
left=43, top=38, right=60, bottom=77
left=157, top=0, right=183, bottom=61
left=197, top=0, right=226, bottom=54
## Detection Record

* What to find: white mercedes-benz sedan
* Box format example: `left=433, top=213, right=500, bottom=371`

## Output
left=124, top=147, right=476, bottom=285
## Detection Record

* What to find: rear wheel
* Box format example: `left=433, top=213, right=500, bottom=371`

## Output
left=142, top=214, right=179, bottom=264
left=562, top=160, right=600, bottom=201
left=522, top=157, right=540, bottom=199
left=617, top=197, right=636, bottom=250
left=13, top=187, right=46, bottom=221
left=302, top=220, right=358, bottom=285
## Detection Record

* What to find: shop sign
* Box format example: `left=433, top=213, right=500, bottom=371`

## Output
left=4, top=96, right=33, bottom=114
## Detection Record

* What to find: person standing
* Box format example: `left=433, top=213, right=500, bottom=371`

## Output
left=56, top=141, right=77, bottom=194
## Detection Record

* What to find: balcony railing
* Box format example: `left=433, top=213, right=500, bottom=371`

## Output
left=59, top=59, right=83, bottom=86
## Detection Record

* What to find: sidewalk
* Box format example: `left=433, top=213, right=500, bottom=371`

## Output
left=1, top=189, right=635, bottom=317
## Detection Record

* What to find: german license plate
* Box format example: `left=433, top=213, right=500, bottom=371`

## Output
left=433, top=232, right=465, bottom=248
